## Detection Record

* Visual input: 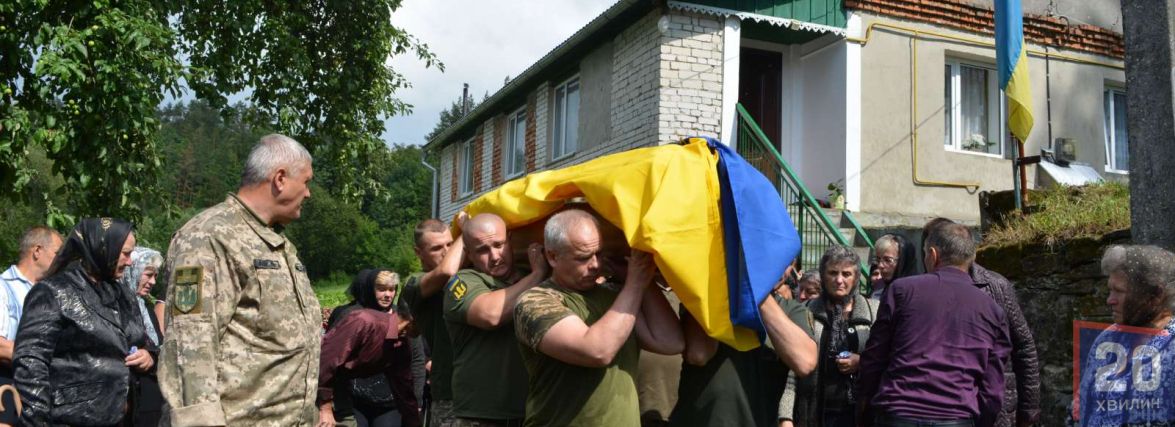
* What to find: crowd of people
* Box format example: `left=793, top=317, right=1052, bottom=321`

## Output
left=0, top=133, right=1171, bottom=427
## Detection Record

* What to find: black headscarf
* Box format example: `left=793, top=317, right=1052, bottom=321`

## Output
left=46, top=218, right=134, bottom=283
left=327, top=269, right=410, bottom=329
left=888, top=234, right=920, bottom=281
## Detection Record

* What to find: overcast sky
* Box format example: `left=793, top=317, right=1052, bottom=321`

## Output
left=382, top=0, right=615, bottom=147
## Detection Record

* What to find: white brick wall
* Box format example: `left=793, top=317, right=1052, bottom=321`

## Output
left=607, top=12, right=662, bottom=152
left=658, top=11, right=724, bottom=143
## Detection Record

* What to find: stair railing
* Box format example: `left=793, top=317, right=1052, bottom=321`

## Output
left=733, top=104, right=875, bottom=286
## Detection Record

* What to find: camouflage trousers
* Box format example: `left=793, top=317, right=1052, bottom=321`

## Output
left=430, top=399, right=456, bottom=427
left=446, top=418, right=524, bottom=427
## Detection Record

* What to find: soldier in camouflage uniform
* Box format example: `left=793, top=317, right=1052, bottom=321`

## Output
left=512, top=209, right=683, bottom=427
left=159, top=134, right=322, bottom=426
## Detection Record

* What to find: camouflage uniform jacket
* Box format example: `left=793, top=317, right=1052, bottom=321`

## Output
left=159, top=194, right=322, bottom=426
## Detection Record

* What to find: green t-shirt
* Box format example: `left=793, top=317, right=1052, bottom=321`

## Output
left=513, top=280, right=641, bottom=427
left=670, top=297, right=814, bottom=427
left=442, top=269, right=528, bottom=420
left=399, top=272, right=455, bottom=401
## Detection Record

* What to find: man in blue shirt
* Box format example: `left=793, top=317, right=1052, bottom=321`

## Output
left=0, top=226, right=62, bottom=364
left=857, top=221, right=1011, bottom=427
left=0, top=226, right=61, bottom=424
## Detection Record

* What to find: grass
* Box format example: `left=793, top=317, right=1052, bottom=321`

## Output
left=984, top=181, right=1130, bottom=248
left=313, top=271, right=353, bottom=309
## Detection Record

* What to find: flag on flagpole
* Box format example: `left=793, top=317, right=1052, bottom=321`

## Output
left=996, top=0, right=1034, bottom=143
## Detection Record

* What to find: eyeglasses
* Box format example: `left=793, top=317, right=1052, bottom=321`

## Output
left=877, top=256, right=898, bottom=266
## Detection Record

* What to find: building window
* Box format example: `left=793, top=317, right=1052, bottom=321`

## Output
left=505, top=107, right=527, bottom=177
left=1103, top=88, right=1129, bottom=173
left=460, top=138, right=474, bottom=195
left=944, top=60, right=1003, bottom=157
left=552, top=76, right=580, bottom=160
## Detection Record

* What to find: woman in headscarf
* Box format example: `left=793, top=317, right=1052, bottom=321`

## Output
left=779, top=245, right=877, bottom=427
left=319, top=269, right=420, bottom=427
left=868, top=234, right=918, bottom=301
left=119, top=247, right=165, bottom=426
left=13, top=218, right=153, bottom=426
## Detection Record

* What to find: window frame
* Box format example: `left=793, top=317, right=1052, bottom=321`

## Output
left=505, top=106, right=527, bottom=178
left=943, top=59, right=1006, bottom=159
left=1103, top=87, right=1129, bottom=174
left=551, top=75, right=581, bottom=162
left=459, top=137, right=475, bottom=196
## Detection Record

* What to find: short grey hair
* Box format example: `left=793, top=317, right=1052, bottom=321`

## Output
left=544, top=209, right=599, bottom=254
left=240, top=134, right=313, bottom=187
left=875, top=234, right=899, bottom=254
left=819, top=245, right=861, bottom=278
left=798, top=271, right=821, bottom=286
left=19, top=226, right=60, bottom=260
left=1101, top=245, right=1175, bottom=319
left=923, top=222, right=975, bottom=267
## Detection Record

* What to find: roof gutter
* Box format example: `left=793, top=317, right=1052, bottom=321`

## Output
left=423, top=0, right=650, bottom=153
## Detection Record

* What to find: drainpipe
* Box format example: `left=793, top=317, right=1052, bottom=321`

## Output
left=421, top=150, right=439, bottom=219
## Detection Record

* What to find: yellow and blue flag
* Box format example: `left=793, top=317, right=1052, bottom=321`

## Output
left=456, top=137, right=800, bottom=350
left=996, top=0, right=1034, bottom=142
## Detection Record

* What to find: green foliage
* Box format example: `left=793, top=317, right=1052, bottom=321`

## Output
left=984, top=182, right=1131, bottom=248
left=1, top=0, right=440, bottom=222
left=2, top=0, right=183, bottom=220
left=313, top=271, right=354, bottom=309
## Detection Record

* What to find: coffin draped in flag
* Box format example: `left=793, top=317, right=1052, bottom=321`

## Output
left=456, top=137, right=801, bottom=350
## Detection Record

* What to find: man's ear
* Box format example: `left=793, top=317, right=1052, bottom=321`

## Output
left=272, top=168, right=289, bottom=193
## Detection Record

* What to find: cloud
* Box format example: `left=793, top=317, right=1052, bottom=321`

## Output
left=382, top=0, right=615, bottom=147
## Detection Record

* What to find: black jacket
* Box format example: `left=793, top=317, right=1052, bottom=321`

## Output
left=14, top=265, right=150, bottom=426
left=971, top=263, right=1041, bottom=427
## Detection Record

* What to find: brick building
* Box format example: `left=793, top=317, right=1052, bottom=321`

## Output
left=424, top=0, right=1126, bottom=226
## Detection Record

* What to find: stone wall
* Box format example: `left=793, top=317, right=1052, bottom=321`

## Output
left=976, top=229, right=1129, bottom=425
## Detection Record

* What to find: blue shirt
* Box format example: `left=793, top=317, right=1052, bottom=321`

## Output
left=857, top=267, right=1012, bottom=427
left=0, top=265, right=34, bottom=340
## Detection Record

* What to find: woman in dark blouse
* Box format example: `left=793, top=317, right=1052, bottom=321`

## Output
left=318, top=269, right=420, bottom=427
left=14, top=218, right=154, bottom=426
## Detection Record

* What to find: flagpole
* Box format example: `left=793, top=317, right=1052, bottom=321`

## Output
left=1004, top=88, right=1022, bottom=211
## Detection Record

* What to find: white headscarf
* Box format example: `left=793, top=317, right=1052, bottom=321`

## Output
left=119, top=247, right=163, bottom=346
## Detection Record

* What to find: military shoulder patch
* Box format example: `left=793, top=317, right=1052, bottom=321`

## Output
left=172, top=265, right=204, bottom=315
left=450, top=279, right=468, bottom=301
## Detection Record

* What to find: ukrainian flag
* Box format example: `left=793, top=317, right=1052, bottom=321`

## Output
left=996, top=0, right=1034, bottom=142
left=457, top=137, right=800, bottom=350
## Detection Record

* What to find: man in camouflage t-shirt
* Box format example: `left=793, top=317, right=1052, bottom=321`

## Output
left=513, top=209, right=684, bottom=427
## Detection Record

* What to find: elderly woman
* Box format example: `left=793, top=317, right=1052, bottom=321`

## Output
left=14, top=218, right=153, bottom=426
left=796, top=271, right=822, bottom=303
left=119, top=247, right=165, bottom=426
left=1078, top=245, right=1175, bottom=425
left=779, top=245, right=878, bottom=427
left=319, top=269, right=420, bottom=427
left=869, top=234, right=918, bottom=300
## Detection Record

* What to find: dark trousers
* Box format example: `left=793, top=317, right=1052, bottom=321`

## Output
left=355, top=404, right=402, bottom=427
left=875, top=414, right=975, bottom=427
left=823, top=407, right=856, bottom=427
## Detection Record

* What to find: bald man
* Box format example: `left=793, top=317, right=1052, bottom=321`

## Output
left=442, top=213, right=548, bottom=426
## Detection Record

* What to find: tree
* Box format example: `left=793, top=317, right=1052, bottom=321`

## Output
left=1, top=0, right=440, bottom=222
left=424, top=92, right=483, bottom=143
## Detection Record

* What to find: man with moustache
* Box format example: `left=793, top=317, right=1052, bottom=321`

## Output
left=513, top=209, right=684, bottom=426
left=443, top=213, right=548, bottom=426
